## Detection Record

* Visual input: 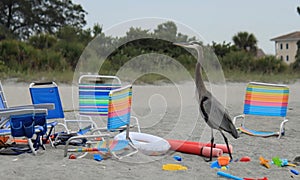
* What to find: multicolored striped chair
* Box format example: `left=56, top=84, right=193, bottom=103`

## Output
left=78, top=75, right=140, bottom=132
left=233, top=82, right=289, bottom=138
left=79, top=75, right=122, bottom=117
left=64, top=85, right=138, bottom=159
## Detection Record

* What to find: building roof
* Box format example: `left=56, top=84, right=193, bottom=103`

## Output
left=271, top=31, right=300, bottom=41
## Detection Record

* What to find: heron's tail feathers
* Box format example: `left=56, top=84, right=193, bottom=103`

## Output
left=226, top=122, right=239, bottom=139
left=230, top=124, right=239, bottom=139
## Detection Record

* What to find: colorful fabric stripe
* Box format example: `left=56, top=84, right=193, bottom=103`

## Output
left=107, top=85, right=132, bottom=130
left=79, top=83, right=121, bottom=116
left=238, top=126, right=279, bottom=137
left=243, top=82, right=289, bottom=117
left=72, top=140, right=129, bottom=152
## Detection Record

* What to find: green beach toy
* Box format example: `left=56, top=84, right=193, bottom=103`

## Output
left=272, top=156, right=282, bottom=167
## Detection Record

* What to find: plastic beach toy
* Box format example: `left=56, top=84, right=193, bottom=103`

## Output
left=278, top=158, right=296, bottom=167
left=162, top=164, right=187, bottom=171
left=244, top=177, right=268, bottom=180
left=167, top=139, right=232, bottom=153
left=69, top=154, right=76, bottom=159
left=259, top=156, right=270, bottom=169
left=218, top=156, right=230, bottom=166
left=114, top=132, right=170, bottom=156
left=167, top=139, right=223, bottom=157
left=290, top=169, right=299, bottom=175
left=272, top=156, right=282, bottom=167
left=239, top=156, right=251, bottom=162
left=210, top=160, right=222, bottom=169
left=173, top=155, right=182, bottom=162
left=94, top=154, right=103, bottom=161
left=217, top=171, right=243, bottom=180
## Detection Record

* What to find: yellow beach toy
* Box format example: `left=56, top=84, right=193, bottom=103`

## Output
left=162, top=164, right=188, bottom=171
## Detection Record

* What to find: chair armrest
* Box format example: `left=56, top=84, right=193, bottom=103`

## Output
left=8, top=103, right=54, bottom=110
left=0, top=108, right=47, bottom=117
left=232, top=114, right=245, bottom=125
left=64, top=119, right=98, bottom=132
left=77, top=114, right=93, bottom=121
left=91, top=128, right=109, bottom=134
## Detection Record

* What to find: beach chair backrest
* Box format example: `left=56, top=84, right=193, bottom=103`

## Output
left=29, top=82, right=65, bottom=119
left=78, top=75, right=121, bottom=117
left=107, top=85, right=132, bottom=130
left=243, top=82, right=289, bottom=117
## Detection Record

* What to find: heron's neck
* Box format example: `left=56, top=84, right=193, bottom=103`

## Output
left=195, top=62, right=207, bottom=96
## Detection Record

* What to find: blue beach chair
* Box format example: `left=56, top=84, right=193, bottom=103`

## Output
left=29, top=81, right=98, bottom=140
left=0, top=81, right=55, bottom=149
left=0, top=108, right=48, bottom=155
left=0, top=81, right=54, bottom=128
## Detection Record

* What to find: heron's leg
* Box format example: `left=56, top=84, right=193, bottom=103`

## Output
left=220, top=130, right=232, bottom=160
left=205, top=128, right=214, bottom=162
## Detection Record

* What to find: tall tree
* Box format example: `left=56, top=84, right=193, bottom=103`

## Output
left=154, top=21, right=178, bottom=41
left=0, top=0, right=86, bottom=39
left=232, top=31, right=258, bottom=54
left=212, top=41, right=235, bottom=58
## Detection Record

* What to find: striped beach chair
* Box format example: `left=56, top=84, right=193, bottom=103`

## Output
left=64, top=85, right=138, bottom=159
left=233, top=82, right=289, bottom=139
left=78, top=75, right=140, bottom=132
left=78, top=75, right=122, bottom=117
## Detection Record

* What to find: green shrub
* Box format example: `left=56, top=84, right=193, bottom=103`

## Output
left=28, top=34, right=57, bottom=49
left=220, top=51, right=254, bottom=72
left=254, top=55, right=287, bottom=74
left=54, top=40, right=84, bottom=69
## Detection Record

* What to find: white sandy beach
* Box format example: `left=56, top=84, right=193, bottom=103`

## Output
left=0, top=80, right=299, bottom=180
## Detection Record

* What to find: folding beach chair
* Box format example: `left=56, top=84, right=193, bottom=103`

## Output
left=233, top=82, right=289, bottom=139
left=0, top=81, right=55, bottom=147
left=64, top=85, right=138, bottom=160
left=78, top=75, right=140, bottom=132
left=0, top=108, right=48, bottom=155
left=29, top=82, right=98, bottom=142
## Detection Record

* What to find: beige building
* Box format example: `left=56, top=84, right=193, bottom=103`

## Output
left=271, top=31, right=300, bottom=64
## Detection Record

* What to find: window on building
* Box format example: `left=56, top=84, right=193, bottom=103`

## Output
left=280, top=56, right=283, bottom=61
left=286, top=55, right=289, bottom=61
left=286, top=43, right=289, bottom=49
left=280, top=43, right=283, bottom=49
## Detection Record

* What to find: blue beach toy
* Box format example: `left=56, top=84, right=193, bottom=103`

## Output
left=217, top=171, right=243, bottom=180
left=173, top=155, right=182, bottom=162
left=290, top=169, right=299, bottom=175
left=94, top=154, right=103, bottom=161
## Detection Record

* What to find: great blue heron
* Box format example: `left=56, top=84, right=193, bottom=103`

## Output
left=174, top=42, right=239, bottom=161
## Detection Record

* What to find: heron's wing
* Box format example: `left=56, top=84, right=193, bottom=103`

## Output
left=201, top=94, right=239, bottom=139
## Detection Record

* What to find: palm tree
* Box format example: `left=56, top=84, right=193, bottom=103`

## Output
left=232, top=31, right=258, bottom=54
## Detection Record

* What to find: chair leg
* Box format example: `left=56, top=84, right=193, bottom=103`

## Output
left=44, top=122, right=57, bottom=147
left=278, top=119, right=288, bottom=139
left=28, top=138, right=37, bottom=155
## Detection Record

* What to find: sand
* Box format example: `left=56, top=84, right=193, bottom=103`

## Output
left=0, top=81, right=299, bottom=180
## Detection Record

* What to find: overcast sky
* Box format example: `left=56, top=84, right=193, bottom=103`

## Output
left=73, top=0, right=300, bottom=54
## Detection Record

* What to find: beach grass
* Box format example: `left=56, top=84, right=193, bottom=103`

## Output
left=0, top=69, right=299, bottom=84
left=223, top=70, right=300, bottom=84
left=0, top=70, right=75, bottom=83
